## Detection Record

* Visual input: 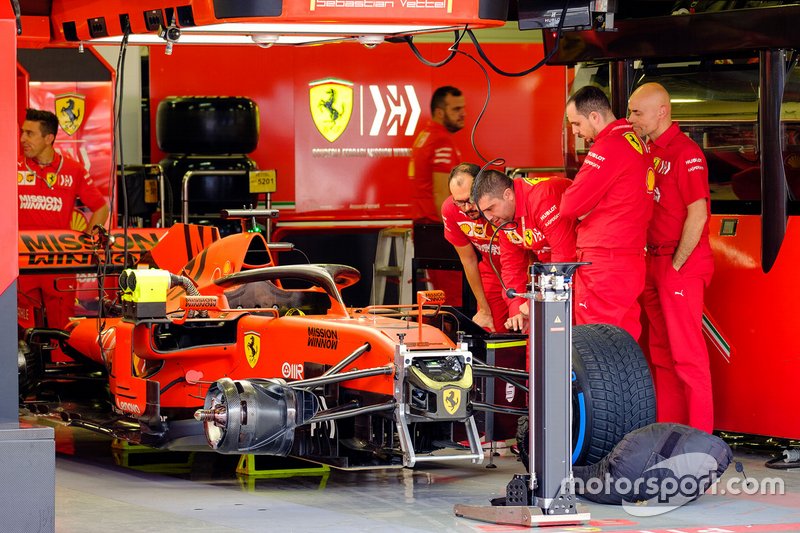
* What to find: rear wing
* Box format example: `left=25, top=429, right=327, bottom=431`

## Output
left=18, top=228, right=167, bottom=274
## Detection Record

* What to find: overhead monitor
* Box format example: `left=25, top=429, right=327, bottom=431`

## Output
left=517, top=0, right=593, bottom=30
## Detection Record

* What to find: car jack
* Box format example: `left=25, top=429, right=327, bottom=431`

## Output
left=454, top=263, right=590, bottom=527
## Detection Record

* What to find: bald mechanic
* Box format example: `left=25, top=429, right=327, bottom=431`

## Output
left=628, top=82, right=714, bottom=433
left=474, top=170, right=577, bottom=332
left=560, top=86, right=654, bottom=340
left=18, top=108, right=109, bottom=330
left=409, top=86, right=465, bottom=221
left=442, top=163, right=507, bottom=332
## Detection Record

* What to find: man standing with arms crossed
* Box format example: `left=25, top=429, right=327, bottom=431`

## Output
left=628, top=82, right=714, bottom=433
left=442, top=163, right=507, bottom=332
left=409, top=86, right=465, bottom=222
left=474, top=170, right=577, bottom=332
left=560, top=86, right=654, bottom=341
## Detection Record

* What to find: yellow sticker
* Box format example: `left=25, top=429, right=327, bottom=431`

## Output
left=249, top=169, right=277, bottom=193
left=144, top=179, right=159, bottom=204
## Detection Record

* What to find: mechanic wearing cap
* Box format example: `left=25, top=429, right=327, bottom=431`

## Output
left=18, top=108, right=109, bottom=330
left=474, top=170, right=577, bottom=332
left=442, top=163, right=508, bottom=332
left=628, top=82, right=714, bottom=433
left=409, top=86, right=465, bottom=222
left=560, top=86, right=654, bottom=340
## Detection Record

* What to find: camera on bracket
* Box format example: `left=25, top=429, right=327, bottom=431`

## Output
left=158, top=22, right=181, bottom=44
left=158, top=19, right=180, bottom=55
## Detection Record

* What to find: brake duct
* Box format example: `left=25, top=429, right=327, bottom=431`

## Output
left=194, top=364, right=393, bottom=454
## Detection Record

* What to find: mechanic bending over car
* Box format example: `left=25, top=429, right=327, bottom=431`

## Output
left=17, top=108, right=109, bottom=331
left=441, top=163, right=509, bottom=333
left=628, top=82, right=715, bottom=433
left=473, top=169, right=577, bottom=333
left=560, top=86, right=655, bottom=341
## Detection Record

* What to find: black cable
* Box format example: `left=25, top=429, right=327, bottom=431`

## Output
left=403, top=29, right=466, bottom=68
left=468, top=159, right=518, bottom=295
left=292, top=247, right=312, bottom=265
left=464, top=0, right=570, bottom=78
left=451, top=47, right=494, bottom=164
left=96, top=30, right=130, bottom=350
left=485, top=219, right=519, bottom=296
left=114, top=30, right=131, bottom=270
left=10, top=0, right=21, bottom=34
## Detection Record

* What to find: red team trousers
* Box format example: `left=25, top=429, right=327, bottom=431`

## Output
left=573, top=248, right=646, bottom=341
left=641, top=247, right=714, bottom=433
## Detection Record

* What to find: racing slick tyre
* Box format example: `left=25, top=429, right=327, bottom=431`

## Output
left=517, top=324, right=656, bottom=468
left=156, top=96, right=260, bottom=155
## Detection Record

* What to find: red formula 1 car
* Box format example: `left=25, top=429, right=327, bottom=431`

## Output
left=19, top=222, right=655, bottom=469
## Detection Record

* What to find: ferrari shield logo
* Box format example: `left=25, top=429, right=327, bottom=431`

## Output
left=244, top=332, right=261, bottom=369
left=623, top=131, right=644, bottom=154
left=45, top=172, right=57, bottom=188
left=523, top=177, right=550, bottom=186
left=309, top=78, right=353, bottom=142
left=524, top=229, right=534, bottom=247
left=443, top=388, right=462, bottom=415
left=55, top=93, right=85, bottom=136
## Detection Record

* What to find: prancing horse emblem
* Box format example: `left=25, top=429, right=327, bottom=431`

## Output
left=309, top=79, right=353, bottom=143
left=244, top=332, right=261, bottom=368
left=55, top=93, right=86, bottom=136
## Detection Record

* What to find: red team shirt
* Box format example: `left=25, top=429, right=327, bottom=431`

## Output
left=409, top=121, right=461, bottom=222
left=560, top=118, right=654, bottom=249
left=500, top=177, right=577, bottom=316
left=647, top=122, right=711, bottom=248
left=442, top=198, right=508, bottom=330
left=17, top=152, right=106, bottom=230
left=442, top=198, right=499, bottom=261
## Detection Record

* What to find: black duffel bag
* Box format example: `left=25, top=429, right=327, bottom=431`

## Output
left=573, top=423, right=733, bottom=509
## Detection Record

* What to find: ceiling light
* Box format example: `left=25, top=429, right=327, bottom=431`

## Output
left=357, top=35, right=384, bottom=48
left=251, top=34, right=279, bottom=48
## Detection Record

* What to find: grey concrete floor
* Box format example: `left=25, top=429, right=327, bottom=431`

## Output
left=49, top=426, right=800, bottom=533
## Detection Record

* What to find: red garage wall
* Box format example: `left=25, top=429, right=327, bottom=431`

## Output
left=149, top=41, right=566, bottom=221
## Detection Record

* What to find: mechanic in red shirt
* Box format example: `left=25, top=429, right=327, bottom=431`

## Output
left=409, top=86, right=465, bottom=222
left=442, top=163, right=508, bottom=332
left=628, top=83, right=714, bottom=433
left=560, top=86, right=654, bottom=340
left=474, top=170, right=577, bottom=332
left=17, top=108, right=109, bottom=330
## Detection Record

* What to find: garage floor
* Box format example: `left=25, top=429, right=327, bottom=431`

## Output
left=46, top=424, right=800, bottom=533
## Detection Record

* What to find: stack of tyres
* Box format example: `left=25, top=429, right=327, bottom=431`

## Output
left=156, top=96, right=261, bottom=227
